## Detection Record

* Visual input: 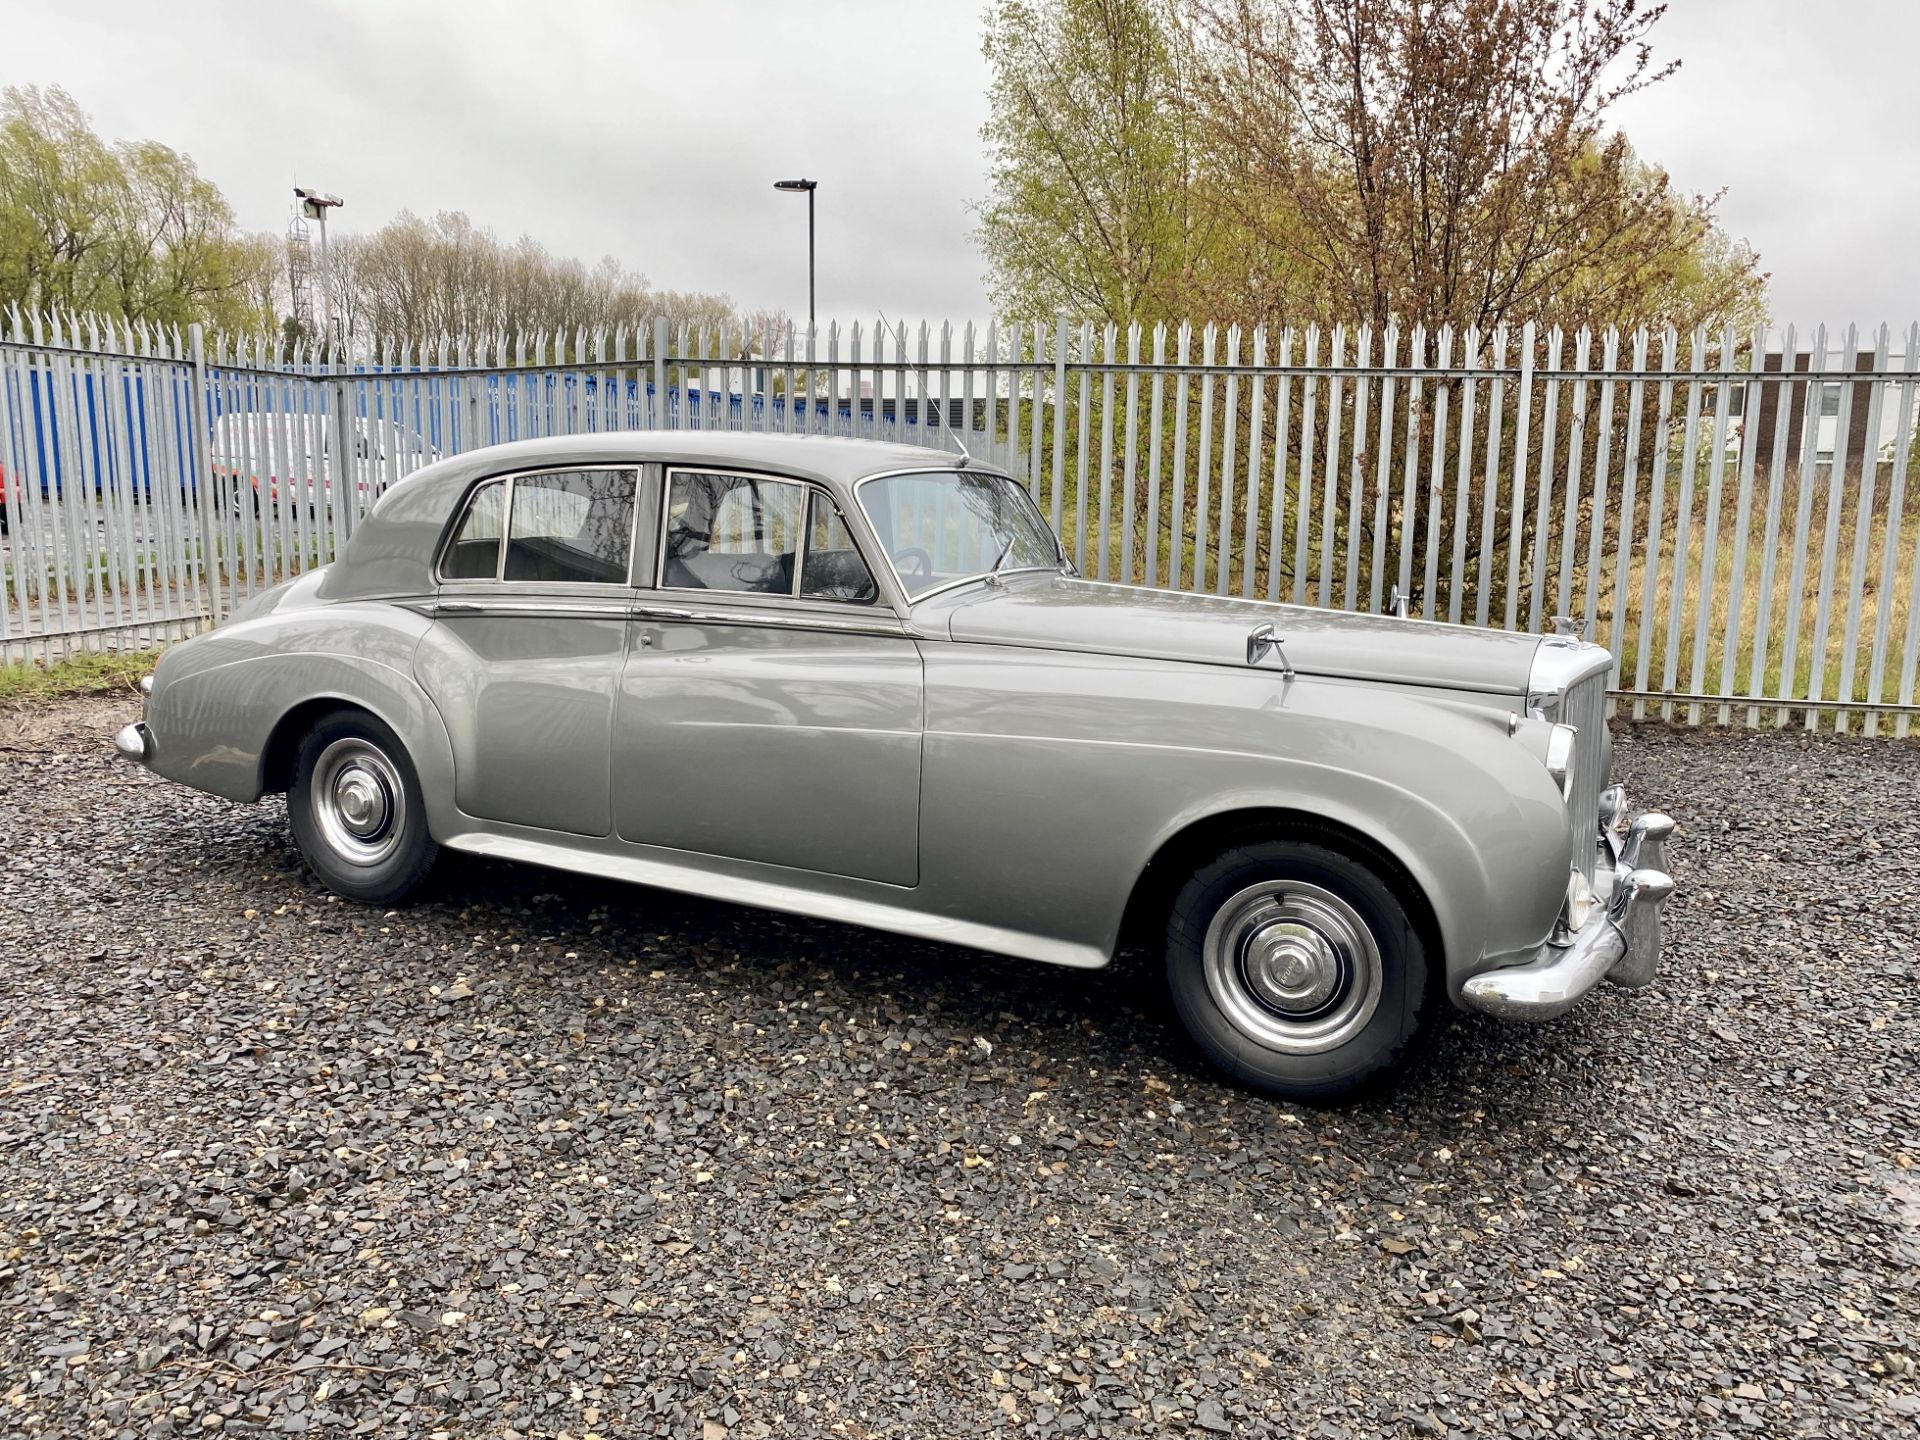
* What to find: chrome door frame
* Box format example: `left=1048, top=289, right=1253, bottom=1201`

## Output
left=653, top=463, right=906, bottom=614
left=431, top=462, right=647, bottom=595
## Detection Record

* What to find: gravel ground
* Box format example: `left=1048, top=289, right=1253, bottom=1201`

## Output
left=2, top=696, right=1916, bottom=1439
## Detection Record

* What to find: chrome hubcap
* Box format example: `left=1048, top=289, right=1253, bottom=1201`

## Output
left=336, top=774, right=382, bottom=833
left=1243, top=922, right=1341, bottom=1014
left=1202, top=880, right=1383, bottom=1055
left=311, top=738, right=405, bottom=867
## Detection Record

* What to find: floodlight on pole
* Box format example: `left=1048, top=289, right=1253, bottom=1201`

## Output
left=294, top=187, right=345, bottom=341
left=773, top=178, right=817, bottom=334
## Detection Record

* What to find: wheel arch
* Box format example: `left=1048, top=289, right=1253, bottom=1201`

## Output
left=260, top=695, right=390, bottom=795
left=145, top=613, right=458, bottom=843
left=1118, top=806, right=1445, bottom=976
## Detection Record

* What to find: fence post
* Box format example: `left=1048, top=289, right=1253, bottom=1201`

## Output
left=331, top=349, right=355, bottom=550
left=1051, top=312, right=1067, bottom=541
left=186, top=323, right=218, bottom=625
left=654, top=316, right=669, bottom=429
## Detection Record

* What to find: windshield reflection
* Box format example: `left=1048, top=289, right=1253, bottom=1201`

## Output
left=857, top=470, right=1063, bottom=597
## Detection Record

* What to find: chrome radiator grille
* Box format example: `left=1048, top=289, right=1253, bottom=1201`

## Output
left=1561, top=669, right=1609, bottom=881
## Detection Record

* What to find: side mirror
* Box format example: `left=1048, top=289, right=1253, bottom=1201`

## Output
left=1246, top=623, right=1295, bottom=679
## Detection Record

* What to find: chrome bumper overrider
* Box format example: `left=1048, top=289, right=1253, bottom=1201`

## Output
left=1462, top=811, right=1675, bottom=1022
left=113, top=721, right=153, bottom=765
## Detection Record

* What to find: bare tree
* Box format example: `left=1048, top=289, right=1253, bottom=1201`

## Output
left=1180, top=0, right=1766, bottom=334
left=305, top=209, right=746, bottom=355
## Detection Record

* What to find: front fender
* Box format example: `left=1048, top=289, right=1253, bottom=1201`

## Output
left=1127, top=689, right=1573, bottom=1000
left=146, top=604, right=457, bottom=838
left=918, top=648, right=1573, bottom=994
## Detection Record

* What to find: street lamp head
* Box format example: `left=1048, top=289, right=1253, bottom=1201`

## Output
left=772, top=180, right=817, bottom=329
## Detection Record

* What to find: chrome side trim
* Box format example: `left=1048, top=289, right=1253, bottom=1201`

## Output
left=440, top=829, right=1107, bottom=970
left=418, top=598, right=636, bottom=621
left=926, top=627, right=1524, bottom=694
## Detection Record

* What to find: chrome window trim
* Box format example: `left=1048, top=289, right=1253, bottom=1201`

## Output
left=432, top=464, right=643, bottom=592
left=850, top=466, right=1065, bottom=606
left=656, top=465, right=880, bottom=607
left=890, top=564, right=1062, bottom=607
left=629, top=600, right=907, bottom=639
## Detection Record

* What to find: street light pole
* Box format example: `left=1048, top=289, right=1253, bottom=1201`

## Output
left=773, top=178, right=817, bottom=335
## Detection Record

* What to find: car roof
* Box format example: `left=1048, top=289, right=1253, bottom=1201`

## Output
left=398, top=431, right=971, bottom=495
left=319, top=431, right=988, bottom=603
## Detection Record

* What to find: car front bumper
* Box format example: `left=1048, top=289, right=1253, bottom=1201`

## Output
left=1461, top=810, right=1675, bottom=1022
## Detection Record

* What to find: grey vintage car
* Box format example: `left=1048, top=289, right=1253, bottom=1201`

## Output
left=116, top=433, right=1674, bottom=1101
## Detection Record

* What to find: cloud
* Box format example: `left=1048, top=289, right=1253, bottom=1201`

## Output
left=5, top=0, right=1914, bottom=328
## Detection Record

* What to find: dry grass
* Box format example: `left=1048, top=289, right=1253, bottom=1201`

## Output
left=1601, top=466, right=1920, bottom=733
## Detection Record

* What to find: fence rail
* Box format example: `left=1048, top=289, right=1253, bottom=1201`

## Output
left=4, top=309, right=1919, bottom=735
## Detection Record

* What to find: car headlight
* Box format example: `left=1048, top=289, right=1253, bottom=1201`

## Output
left=1565, top=866, right=1598, bottom=931
left=1543, top=723, right=1577, bottom=800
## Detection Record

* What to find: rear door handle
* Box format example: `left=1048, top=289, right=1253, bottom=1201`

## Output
left=437, top=601, right=482, bottom=615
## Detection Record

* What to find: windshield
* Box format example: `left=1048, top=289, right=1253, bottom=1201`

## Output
left=857, top=469, right=1063, bottom=597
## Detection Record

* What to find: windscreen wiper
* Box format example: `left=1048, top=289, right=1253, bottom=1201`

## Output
left=986, top=535, right=1017, bottom=586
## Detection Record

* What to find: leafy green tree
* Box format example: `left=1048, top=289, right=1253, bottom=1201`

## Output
left=977, top=0, right=1256, bottom=323
left=0, top=85, right=276, bottom=331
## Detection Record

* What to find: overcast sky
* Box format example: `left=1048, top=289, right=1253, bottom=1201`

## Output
left=4, top=0, right=1916, bottom=333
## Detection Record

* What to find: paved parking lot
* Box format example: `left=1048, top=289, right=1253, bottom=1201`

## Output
left=1, top=696, right=1916, bottom=1437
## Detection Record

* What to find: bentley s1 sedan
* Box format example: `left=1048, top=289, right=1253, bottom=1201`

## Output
left=116, top=432, right=1674, bottom=1101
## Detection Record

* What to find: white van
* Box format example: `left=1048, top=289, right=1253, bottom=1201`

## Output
left=211, top=412, right=437, bottom=516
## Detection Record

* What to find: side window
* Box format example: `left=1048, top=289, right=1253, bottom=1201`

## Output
left=443, top=479, right=506, bottom=579
left=800, top=492, right=878, bottom=603
left=663, top=472, right=803, bottom=594
left=504, top=469, right=637, bottom=584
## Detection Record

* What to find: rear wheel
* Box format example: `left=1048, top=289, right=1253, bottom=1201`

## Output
left=287, top=709, right=436, bottom=904
left=1166, top=839, right=1437, bottom=1103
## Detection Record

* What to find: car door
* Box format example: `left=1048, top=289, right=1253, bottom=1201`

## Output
left=413, top=464, right=643, bottom=837
left=613, top=468, right=922, bottom=887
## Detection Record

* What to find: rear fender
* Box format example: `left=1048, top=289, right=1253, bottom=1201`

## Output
left=146, top=605, right=458, bottom=838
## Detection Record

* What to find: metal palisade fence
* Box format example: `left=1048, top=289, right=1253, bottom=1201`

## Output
left=3, top=308, right=1920, bottom=734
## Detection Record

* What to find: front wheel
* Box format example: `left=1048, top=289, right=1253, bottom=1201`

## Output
left=288, top=709, right=437, bottom=904
left=1166, top=839, right=1438, bottom=1103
